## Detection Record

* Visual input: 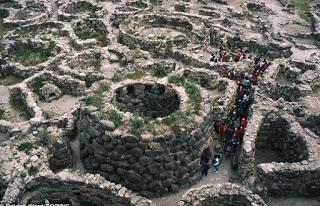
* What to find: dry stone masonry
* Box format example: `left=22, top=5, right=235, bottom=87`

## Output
left=0, top=0, right=320, bottom=205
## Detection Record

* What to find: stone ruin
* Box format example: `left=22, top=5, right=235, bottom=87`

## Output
left=0, top=0, right=319, bottom=205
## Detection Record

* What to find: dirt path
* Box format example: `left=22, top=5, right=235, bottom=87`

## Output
left=70, top=120, right=85, bottom=173
left=49, top=0, right=58, bottom=21
left=37, top=95, right=80, bottom=118
left=152, top=157, right=235, bottom=206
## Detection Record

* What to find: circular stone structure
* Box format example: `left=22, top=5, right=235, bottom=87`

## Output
left=119, top=13, right=209, bottom=54
left=15, top=171, right=153, bottom=206
left=178, top=183, right=267, bottom=206
left=114, top=83, right=180, bottom=118
left=79, top=77, right=233, bottom=197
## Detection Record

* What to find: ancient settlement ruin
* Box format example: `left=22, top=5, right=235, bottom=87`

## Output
left=0, top=0, right=320, bottom=205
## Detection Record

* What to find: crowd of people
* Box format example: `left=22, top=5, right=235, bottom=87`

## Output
left=200, top=50, right=271, bottom=177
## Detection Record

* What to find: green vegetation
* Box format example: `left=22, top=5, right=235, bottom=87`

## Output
left=184, top=81, right=202, bottom=109
left=157, top=35, right=167, bottom=40
left=14, top=43, right=55, bottom=66
left=70, top=3, right=96, bottom=14
left=173, top=34, right=187, bottom=41
left=0, top=108, right=5, bottom=119
left=0, top=9, right=15, bottom=39
left=36, top=131, right=51, bottom=147
left=291, top=0, right=313, bottom=20
left=94, top=83, right=110, bottom=95
left=28, top=166, right=38, bottom=175
left=0, top=75, right=24, bottom=86
left=112, top=73, right=122, bottom=82
left=125, top=70, right=145, bottom=80
left=153, top=65, right=167, bottom=78
left=84, top=95, right=103, bottom=110
left=111, top=70, right=145, bottom=82
left=130, top=116, right=144, bottom=130
left=17, top=142, right=33, bottom=152
left=16, top=26, right=60, bottom=38
left=75, top=59, right=101, bottom=71
left=15, top=10, right=31, bottom=20
left=121, top=19, right=130, bottom=27
left=162, top=108, right=192, bottom=126
left=107, top=110, right=123, bottom=127
left=169, top=75, right=202, bottom=110
left=127, top=29, right=138, bottom=36
left=168, top=75, right=186, bottom=86
left=32, top=78, right=45, bottom=95
left=43, top=111, right=54, bottom=119
left=75, top=24, right=110, bottom=47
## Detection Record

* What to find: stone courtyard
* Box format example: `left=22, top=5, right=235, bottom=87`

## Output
left=0, top=0, right=320, bottom=205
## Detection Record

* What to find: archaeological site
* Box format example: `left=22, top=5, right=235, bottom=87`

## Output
left=0, top=0, right=319, bottom=205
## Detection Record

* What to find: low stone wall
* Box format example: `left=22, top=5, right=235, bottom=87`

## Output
left=15, top=171, right=153, bottom=206
left=79, top=107, right=215, bottom=197
left=255, top=113, right=309, bottom=163
left=178, top=183, right=267, bottom=206
left=238, top=109, right=320, bottom=197
left=255, top=163, right=320, bottom=197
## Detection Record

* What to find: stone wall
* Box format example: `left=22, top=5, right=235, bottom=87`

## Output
left=178, top=183, right=267, bottom=206
left=16, top=171, right=153, bottom=206
left=255, top=164, right=320, bottom=197
left=114, top=83, right=180, bottom=118
left=238, top=110, right=320, bottom=197
left=48, top=138, right=73, bottom=172
left=255, top=113, right=309, bottom=163
left=79, top=106, right=215, bottom=197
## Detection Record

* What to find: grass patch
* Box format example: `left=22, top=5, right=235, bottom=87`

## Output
left=169, top=75, right=202, bottom=109
left=162, top=108, right=192, bottom=126
left=184, top=81, right=202, bottom=109
left=70, top=3, right=96, bottom=14
left=0, top=75, right=24, bottom=86
left=84, top=95, right=103, bottom=110
left=168, top=75, right=185, bottom=86
left=43, top=111, right=54, bottom=119
left=112, top=73, right=122, bottom=82
left=75, top=59, right=101, bottom=71
left=111, top=70, right=145, bottom=82
left=157, top=35, right=167, bottom=40
left=14, top=42, right=55, bottom=66
left=291, top=0, right=313, bottom=20
left=153, top=65, right=167, bottom=78
left=32, top=78, right=45, bottom=95
left=0, top=108, right=5, bottom=119
left=75, top=25, right=110, bottom=47
left=107, top=110, right=123, bottom=127
left=17, top=142, right=33, bottom=152
left=125, top=70, right=145, bottom=80
left=94, top=83, right=110, bottom=95
left=130, top=116, right=144, bottom=130
left=36, top=131, right=51, bottom=147
left=15, top=10, right=31, bottom=20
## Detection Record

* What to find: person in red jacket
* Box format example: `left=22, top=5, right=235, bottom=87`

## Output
left=240, top=117, right=248, bottom=128
left=218, top=123, right=228, bottom=141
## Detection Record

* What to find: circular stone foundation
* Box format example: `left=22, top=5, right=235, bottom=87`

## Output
left=179, top=183, right=267, bottom=206
left=114, top=83, right=180, bottom=118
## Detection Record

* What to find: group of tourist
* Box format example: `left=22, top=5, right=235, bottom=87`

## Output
left=200, top=50, right=271, bottom=177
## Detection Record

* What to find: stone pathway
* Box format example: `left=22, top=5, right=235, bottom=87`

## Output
left=70, top=121, right=85, bottom=173
left=152, top=157, right=235, bottom=206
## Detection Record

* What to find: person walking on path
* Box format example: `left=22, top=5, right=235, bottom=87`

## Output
left=201, top=159, right=210, bottom=176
